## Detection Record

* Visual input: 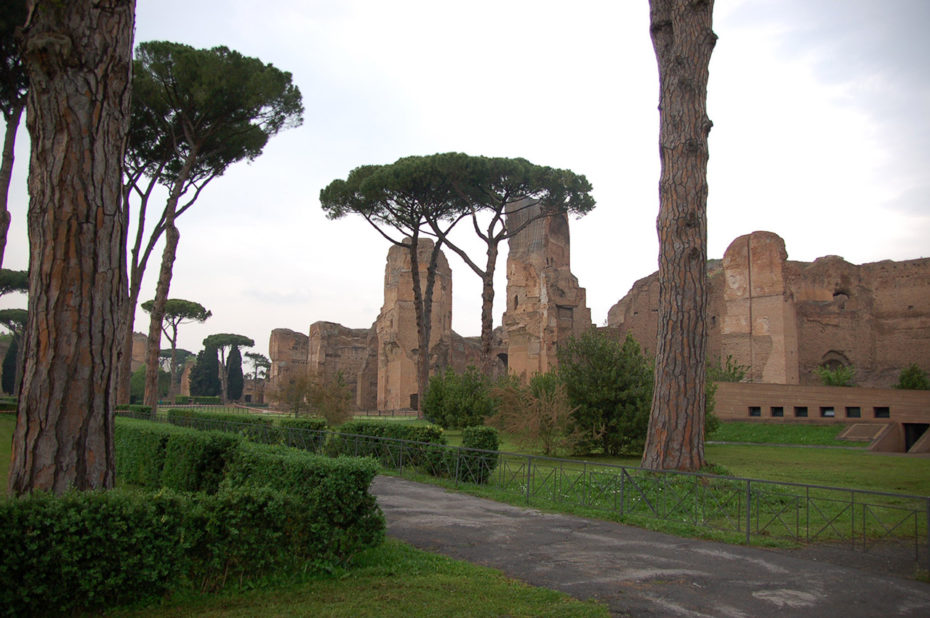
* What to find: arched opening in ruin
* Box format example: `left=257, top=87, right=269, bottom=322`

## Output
left=820, top=350, right=851, bottom=372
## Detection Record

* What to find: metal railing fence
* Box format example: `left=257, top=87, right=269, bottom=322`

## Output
left=119, top=411, right=930, bottom=570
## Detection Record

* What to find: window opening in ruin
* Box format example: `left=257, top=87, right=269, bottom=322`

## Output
left=845, top=406, right=861, bottom=418
left=820, top=406, right=835, bottom=418
left=794, top=406, right=808, bottom=418
left=771, top=406, right=784, bottom=417
left=748, top=406, right=761, bottom=417
left=514, top=295, right=518, bottom=310
left=874, top=406, right=890, bottom=419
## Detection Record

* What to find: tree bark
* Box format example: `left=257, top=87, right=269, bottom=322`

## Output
left=479, top=240, right=499, bottom=375
left=8, top=0, right=135, bottom=495
left=641, top=0, right=715, bottom=472
left=0, top=103, right=24, bottom=269
left=142, top=221, right=177, bottom=412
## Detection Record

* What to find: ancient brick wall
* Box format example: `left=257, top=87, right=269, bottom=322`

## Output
left=268, top=328, right=309, bottom=394
left=502, top=199, right=592, bottom=379
left=608, top=231, right=930, bottom=387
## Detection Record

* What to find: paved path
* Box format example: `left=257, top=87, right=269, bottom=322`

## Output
left=371, top=476, right=930, bottom=617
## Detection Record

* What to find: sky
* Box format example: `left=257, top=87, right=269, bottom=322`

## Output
left=2, top=0, right=928, bottom=361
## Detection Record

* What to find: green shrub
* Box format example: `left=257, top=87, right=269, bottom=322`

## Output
left=0, top=400, right=16, bottom=412
left=895, top=363, right=930, bottom=390
left=222, top=443, right=384, bottom=560
left=166, top=408, right=281, bottom=444
left=114, top=418, right=175, bottom=487
left=557, top=331, right=653, bottom=456
left=279, top=416, right=328, bottom=452
left=814, top=364, right=856, bottom=387
left=423, top=366, right=497, bottom=429
left=160, top=429, right=242, bottom=493
left=174, top=395, right=192, bottom=405
left=460, top=426, right=500, bottom=484
left=328, top=420, right=445, bottom=468
left=0, top=484, right=378, bottom=616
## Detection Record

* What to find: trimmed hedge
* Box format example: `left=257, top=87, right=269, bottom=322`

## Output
left=461, top=426, right=500, bottom=484
left=279, top=417, right=328, bottom=452
left=166, top=408, right=281, bottom=444
left=327, top=420, right=445, bottom=467
left=0, top=486, right=351, bottom=616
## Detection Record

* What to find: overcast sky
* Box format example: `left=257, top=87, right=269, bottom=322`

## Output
left=2, top=0, right=928, bottom=360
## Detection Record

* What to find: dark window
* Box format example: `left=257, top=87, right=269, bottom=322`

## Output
left=820, top=407, right=835, bottom=418
left=749, top=406, right=761, bottom=417
left=845, top=406, right=861, bottom=418
left=794, top=406, right=808, bottom=418
left=874, top=406, right=890, bottom=419
left=771, top=406, right=784, bottom=417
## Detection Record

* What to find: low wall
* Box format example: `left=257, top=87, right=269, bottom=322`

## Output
left=714, top=382, right=930, bottom=424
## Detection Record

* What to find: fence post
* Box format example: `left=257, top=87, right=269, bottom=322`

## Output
left=745, top=479, right=752, bottom=546
left=526, top=455, right=532, bottom=505
left=925, top=497, right=930, bottom=573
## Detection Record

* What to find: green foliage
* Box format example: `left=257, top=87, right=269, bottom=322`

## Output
left=423, top=366, right=497, bottom=429
left=166, top=407, right=280, bottom=444
left=814, top=364, right=856, bottom=387
left=159, top=429, right=242, bottom=493
left=129, top=363, right=170, bottom=404
left=328, top=420, right=445, bottom=468
left=0, top=307, right=27, bottom=336
left=707, top=354, right=748, bottom=383
left=0, top=269, right=28, bottom=297
left=245, top=351, right=271, bottom=380
left=895, top=363, right=930, bottom=390
left=279, top=417, right=328, bottom=452
left=460, top=426, right=500, bottom=484
left=1, top=335, right=16, bottom=395
left=190, top=345, right=221, bottom=397
left=227, top=345, right=244, bottom=400
left=557, top=331, right=653, bottom=456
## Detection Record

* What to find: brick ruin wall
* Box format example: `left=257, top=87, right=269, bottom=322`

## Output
left=607, top=231, right=930, bottom=388
left=268, top=203, right=591, bottom=411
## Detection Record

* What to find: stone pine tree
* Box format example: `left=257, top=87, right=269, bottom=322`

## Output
left=244, top=351, right=270, bottom=380
left=140, top=298, right=211, bottom=405
left=8, top=0, right=135, bottom=495
left=321, top=155, right=467, bottom=412
left=641, top=0, right=716, bottom=472
left=425, top=155, right=595, bottom=374
left=202, top=333, right=254, bottom=404
left=122, top=41, right=303, bottom=411
left=0, top=0, right=28, bottom=268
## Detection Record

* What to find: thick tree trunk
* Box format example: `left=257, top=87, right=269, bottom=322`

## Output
left=115, top=281, right=140, bottom=404
left=0, top=104, right=24, bottom=269
left=8, top=0, right=135, bottom=495
left=641, top=0, right=715, bottom=472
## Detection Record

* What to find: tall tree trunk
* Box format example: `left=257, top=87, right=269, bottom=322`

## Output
left=641, top=0, right=715, bottom=472
left=115, top=279, right=140, bottom=404
left=9, top=0, right=135, bottom=495
left=216, top=347, right=228, bottom=404
left=0, top=103, right=24, bottom=269
left=142, top=221, right=177, bottom=412
left=479, top=241, right=499, bottom=375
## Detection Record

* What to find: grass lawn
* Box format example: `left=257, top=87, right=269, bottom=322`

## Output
left=106, top=538, right=607, bottom=618
left=708, top=421, right=870, bottom=447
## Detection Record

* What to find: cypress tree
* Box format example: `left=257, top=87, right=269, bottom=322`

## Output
left=190, top=345, right=220, bottom=397
left=227, top=346, right=244, bottom=401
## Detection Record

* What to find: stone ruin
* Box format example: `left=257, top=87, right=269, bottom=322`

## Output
left=608, top=230, right=930, bottom=387
left=269, top=201, right=592, bottom=411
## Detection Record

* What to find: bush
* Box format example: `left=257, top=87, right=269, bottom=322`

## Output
left=557, top=331, right=653, bottom=456
left=814, top=364, right=856, bottom=387
left=459, top=426, right=500, bottom=484
left=895, top=364, right=930, bottom=390
left=306, top=370, right=354, bottom=425
left=489, top=373, right=582, bottom=456
left=423, top=366, right=497, bottom=429
left=0, top=483, right=380, bottom=616
left=166, top=408, right=281, bottom=444
left=279, top=416, right=328, bottom=452
left=328, top=420, right=445, bottom=468
left=160, top=429, right=242, bottom=494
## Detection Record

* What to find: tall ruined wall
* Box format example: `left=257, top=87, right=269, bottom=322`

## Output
left=308, top=321, right=371, bottom=408
left=268, top=328, right=309, bottom=393
left=502, top=199, right=592, bottom=379
left=607, top=231, right=930, bottom=387
left=375, top=239, right=453, bottom=410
